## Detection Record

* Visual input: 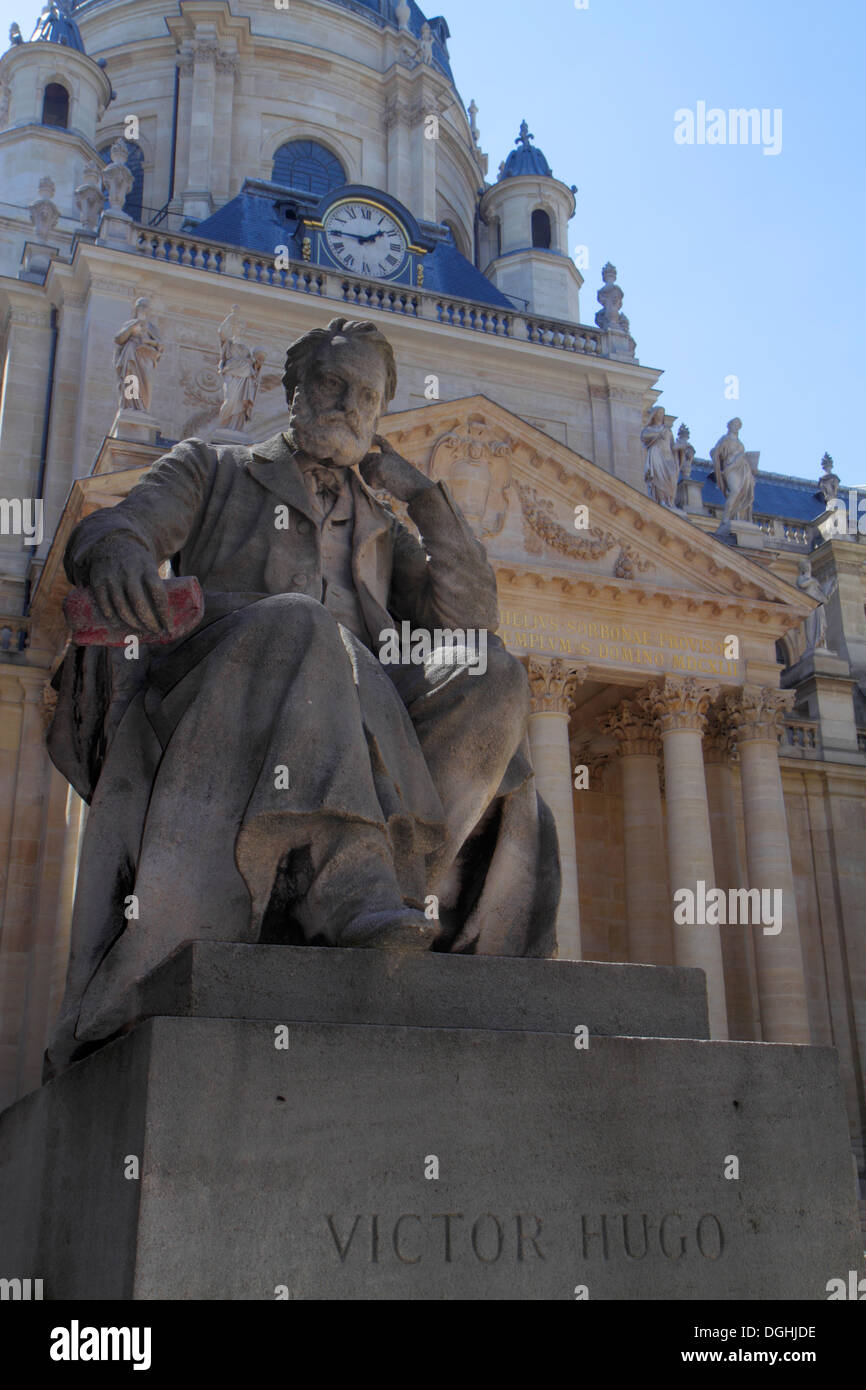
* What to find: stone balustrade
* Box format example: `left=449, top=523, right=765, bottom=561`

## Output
left=779, top=717, right=820, bottom=753
left=132, top=230, right=611, bottom=356
left=0, top=615, right=29, bottom=654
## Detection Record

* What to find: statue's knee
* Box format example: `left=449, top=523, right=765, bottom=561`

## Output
left=229, top=594, right=341, bottom=661
left=475, top=642, right=530, bottom=711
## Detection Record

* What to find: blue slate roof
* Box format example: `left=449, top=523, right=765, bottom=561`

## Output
left=501, top=121, right=553, bottom=179
left=692, top=461, right=852, bottom=522
left=30, top=0, right=86, bottom=52
left=195, top=185, right=516, bottom=311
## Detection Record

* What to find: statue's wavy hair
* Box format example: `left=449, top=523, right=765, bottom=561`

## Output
left=282, top=317, right=398, bottom=407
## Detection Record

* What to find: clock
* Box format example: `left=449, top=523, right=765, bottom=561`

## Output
left=322, top=199, right=409, bottom=280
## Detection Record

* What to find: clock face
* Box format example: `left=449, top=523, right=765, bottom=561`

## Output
left=323, top=201, right=409, bottom=279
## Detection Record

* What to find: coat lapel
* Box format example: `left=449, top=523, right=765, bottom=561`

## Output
left=349, top=470, right=395, bottom=627
left=246, top=433, right=320, bottom=524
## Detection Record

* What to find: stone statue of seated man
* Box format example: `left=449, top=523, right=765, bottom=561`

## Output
left=45, top=318, right=560, bottom=1077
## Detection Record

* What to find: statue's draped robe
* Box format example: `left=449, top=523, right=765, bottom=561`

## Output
left=218, top=339, right=258, bottom=430
left=47, top=433, right=559, bottom=1058
left=713, top=439, right=754, bottom=523
left=641, top=423, right=678, bottom=508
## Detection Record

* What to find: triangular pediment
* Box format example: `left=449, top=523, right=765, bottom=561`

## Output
left=380, top=395, right=811, bottom=639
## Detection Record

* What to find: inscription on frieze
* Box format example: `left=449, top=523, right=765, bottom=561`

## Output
left=500, top=608, right=741, bottom=678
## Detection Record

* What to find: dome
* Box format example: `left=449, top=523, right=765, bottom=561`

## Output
left=30, top=1, right=86, bottom=54
left=500, top=121, right=553, bottom=179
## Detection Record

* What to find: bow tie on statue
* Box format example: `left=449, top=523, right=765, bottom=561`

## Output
left=305, top=463, right=344, bottom=516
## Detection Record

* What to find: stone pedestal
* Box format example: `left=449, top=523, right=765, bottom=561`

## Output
left=782, top=652, right=861, bottom=757
left=676, top=476, right=705, bottom=514
left=211, top=427, right=252, bottom=446
left=97, top=211, right=136, bottom=248
left=18, top=241, right=58, bottom=283
left=110, top=409, right=160, bottom=445
left=1, top=944, right=862, bottom=1301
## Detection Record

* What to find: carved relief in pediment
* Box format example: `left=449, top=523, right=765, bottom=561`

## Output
left=429, top=420, right=513, bottom=540
left=515, top=482, right=651, bottom=580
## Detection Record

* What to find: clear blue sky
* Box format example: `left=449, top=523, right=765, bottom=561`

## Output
left=446, top=0, right=865, bottom=482
left=2, top=0, right=862, bottom=482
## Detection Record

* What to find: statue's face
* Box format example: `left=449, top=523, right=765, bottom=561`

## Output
left=290, top=338, right=388, bottom=468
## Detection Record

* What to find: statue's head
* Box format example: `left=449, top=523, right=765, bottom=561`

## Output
left=728, top=417, right=742, bottom=433
left=283, top=318, right=397, bottom=468
left=134, top=297, right=149, bottom=316
left=649, top=406, right=665, bottom=425
left=798, top=558, right=811, bottom=577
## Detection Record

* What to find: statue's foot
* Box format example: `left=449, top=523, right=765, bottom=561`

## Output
left=342, top=909, right=438, bottom=953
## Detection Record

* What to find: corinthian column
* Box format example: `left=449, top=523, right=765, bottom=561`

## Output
left=703, top=707, right=761, bottom=1040
left=599, top=699, right=672, bottom=966
left=724, top=686, right=810, bottom=1043
left=642, top=677, right=728, bottom=1039
left=527, top=659, right=586, bottom=961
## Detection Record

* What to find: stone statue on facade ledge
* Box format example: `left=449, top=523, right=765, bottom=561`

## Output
left=217, top=306, right=266, bottom=435
left=816, top=452, right=840, bottom=505
left=796, top=559, right=838, bottom=654
left=710, top=417, right=759, bottom=539
left=673, top=423, right=695, bottom=479
left=29, top=176, right=60, bottom=242
left=113, top=297, right=163, bottom=416
left=594, top=263, right=630, bottom=335
left=641, top=408, right=679, bottom=510
left=101, top=138, right=134, bottom=213
left=44, top=318, right=560, bottom=1077
left=74, top=160, right=105, bottom=234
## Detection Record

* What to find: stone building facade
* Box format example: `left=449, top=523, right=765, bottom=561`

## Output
left=0, top=1, right=864, bottom=1220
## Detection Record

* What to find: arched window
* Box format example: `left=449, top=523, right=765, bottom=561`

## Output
left=271, top=140, right=346, bottom=196
left=99, top=141, right=145, bottom=222
left=531, top=208, right=552, bottom=250
left=42, top=83, right=69, bottom=129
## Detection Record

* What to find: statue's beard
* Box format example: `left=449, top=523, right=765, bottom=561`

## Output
left=288, top=392, right=372, bottom=468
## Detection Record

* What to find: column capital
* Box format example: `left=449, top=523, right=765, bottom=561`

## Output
left=527, top=659, right=588, bottom=716
left=598, top=698, right=660, bottom=757
left=702, top=703, right=738, bottom=764
left=724, top=685, right=795, bottom=745
left=570, top=736, right=613, bottom=782
left=640, top=676, right=720, bottom=736
left=191, top=37, right=220, bottom=66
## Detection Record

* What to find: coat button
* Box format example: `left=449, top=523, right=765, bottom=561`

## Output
left=297, top=519, right=311, bottom=534
left=292, top=573, right=308, bottom=589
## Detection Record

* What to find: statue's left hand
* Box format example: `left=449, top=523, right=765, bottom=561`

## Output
left=359, top=435, right=435, bottom=504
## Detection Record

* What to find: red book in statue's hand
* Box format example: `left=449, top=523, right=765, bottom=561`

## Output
left=64, top=576, right=204, bottom=647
